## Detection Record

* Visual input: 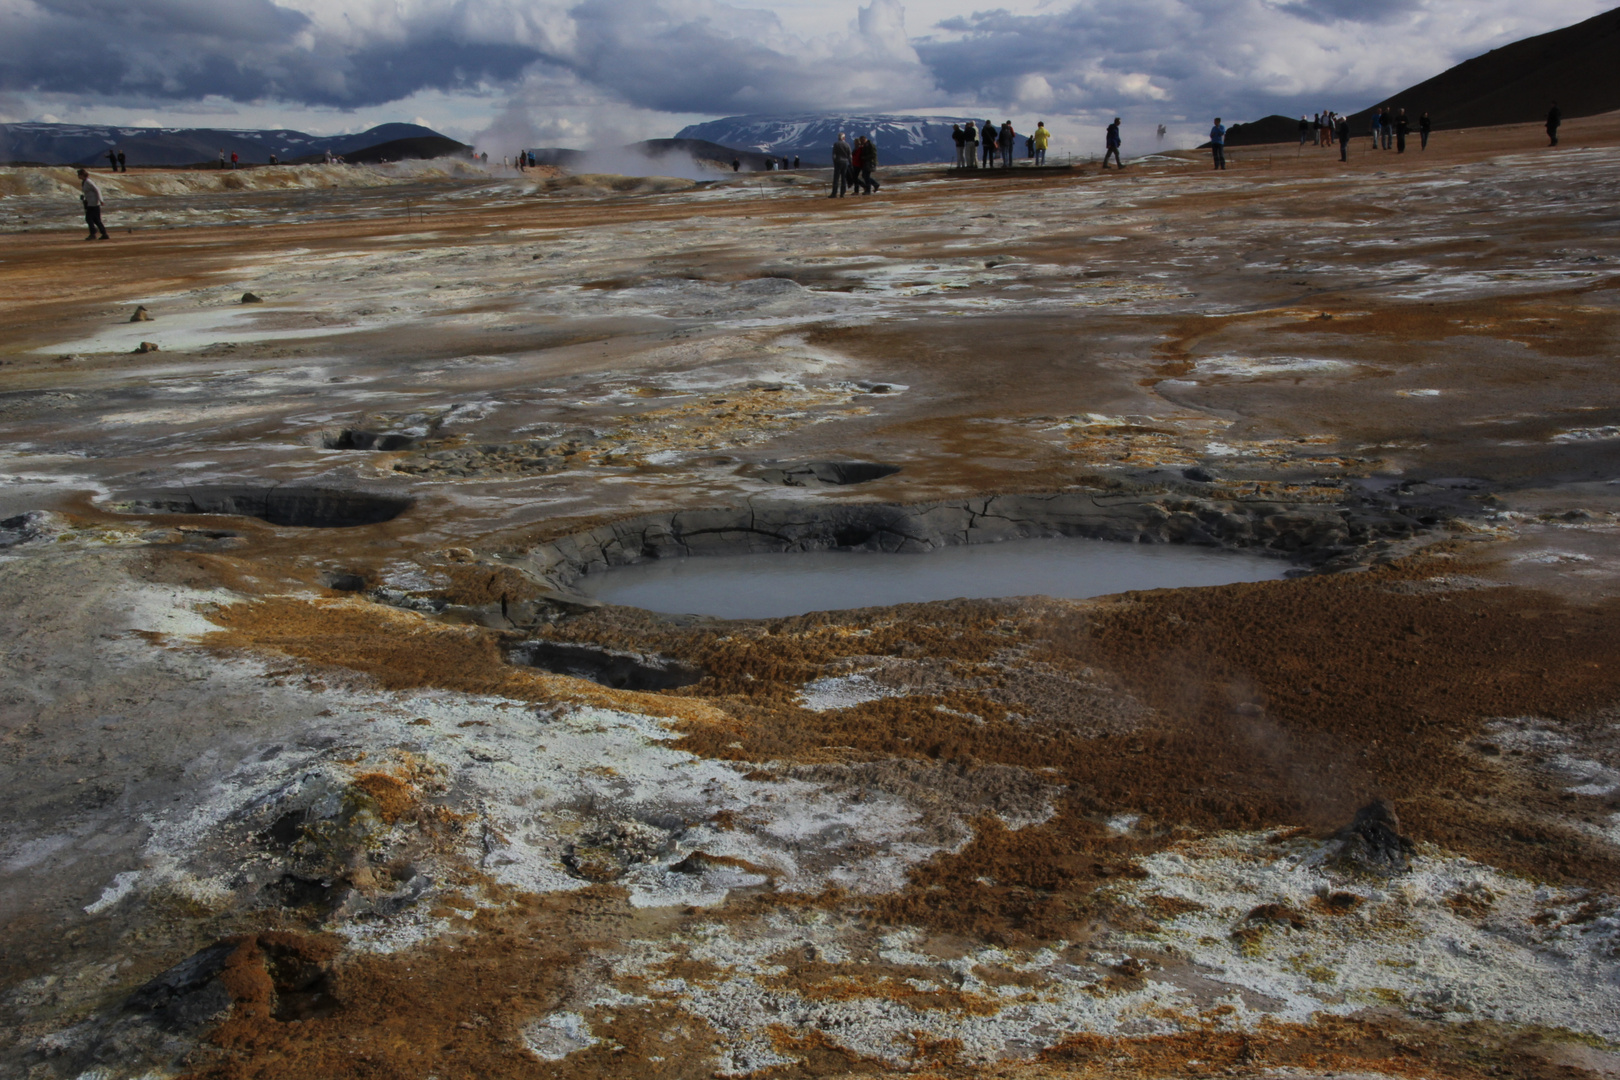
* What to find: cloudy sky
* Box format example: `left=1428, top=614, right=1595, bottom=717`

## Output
left=0, top=0, right=1607, bottom=150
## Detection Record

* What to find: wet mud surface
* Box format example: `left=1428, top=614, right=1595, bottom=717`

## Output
left=4, top=113, right=1620, bottom=1080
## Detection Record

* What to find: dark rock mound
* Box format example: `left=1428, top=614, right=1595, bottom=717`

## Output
left=753, top=460, right=903, bottom=486
left=124, top=941, right=238, bottom=1033
left=118, top=486, right=412, bottom=528
left=509, top=640, right=703, bottom=691
left=323, top=429, right=417, bottom=451
left=1330, top=799, right=1415, bottom=874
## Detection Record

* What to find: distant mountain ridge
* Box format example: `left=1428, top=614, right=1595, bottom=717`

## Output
left=675, top=114, right=994, bottom=166
left=0, top=122, right=465, bottom=167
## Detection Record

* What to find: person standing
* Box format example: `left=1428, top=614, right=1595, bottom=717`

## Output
left=116, top=151, right=126, bottom=172
left=963, top=120, right=978, bottom=169
left=793, top=155, right=800, bottom=169
left=848, top=138, right=864, bottom=192
left=1209, top=118, right=1226, bottom=170
left=1033, top=122, right=1049, bottom=165
left=1025, top=133, right=1034, bottom=159
left=1298, top=115, right=1310, bottom=147
left=1383, top=107, right=1395, bottom=149
left=830, top=133, right=851, bottom=197
left=951, top=124, right=964, bottom=168
left=981, top=120, right=997, bottom=168
left=105, top=148, right=117, bottom=172
left=1000, top=121, right=1015, bottom=168
left=1395, top=109, right=1409, bottom=153
left=1103, top=117, right=1123, bottom=169
left=1546, top=102, right=1561, bottom=146
left=1370, top=110, right=1381, bottom=150
left=1336, top=113, right=1350, bottom=162
left=1419, top=112, right=1431, bottom=150
left=76, top=169, right=109, bottom=240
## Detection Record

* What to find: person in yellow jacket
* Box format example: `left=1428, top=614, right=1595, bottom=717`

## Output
left=1033, top=122, right=1050, bottom=166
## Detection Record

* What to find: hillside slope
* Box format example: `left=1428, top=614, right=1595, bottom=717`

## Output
left=1348, top=5, right=1620, bottom=130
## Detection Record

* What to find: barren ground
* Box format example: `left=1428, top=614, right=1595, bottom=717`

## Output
left=3, top=112, right=1620, bottom=1080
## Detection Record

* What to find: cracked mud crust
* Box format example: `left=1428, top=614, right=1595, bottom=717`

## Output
left=4, top=112, right=1620, bottom=1080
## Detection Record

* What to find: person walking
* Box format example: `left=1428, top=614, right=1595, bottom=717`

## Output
left=1336, top=113, right=1350, bottom=162
left=1419, top=112, right=1431, bottom=150
left=859, top=137, right=880, bottom=194
left=1103, top=117, right=1123, bottom=169
left=77, top=169, right=109, bottom=240
left=981, top=120, right=997, bottom=168
left=1546, top=102, right=1561, bottom=146
left=830, top=133, right=851, bottom=197
left=1000, top=121, right=1015, bottom=168
left=963, top=121, right=978, bottom=169
left=1382, top=107, right=1394, bottom=149
left=1395, top=109, right=1409, bottom=153
left=1033, top=122, right=1049, bottom=165
left=1209, top=118, right=1226, bottom=170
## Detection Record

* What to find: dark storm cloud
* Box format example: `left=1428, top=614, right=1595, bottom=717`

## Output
left=1272, top=0, right=1412, bottom=25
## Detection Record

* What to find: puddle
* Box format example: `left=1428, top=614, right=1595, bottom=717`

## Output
left=574, top=537, right=1287, bottom=619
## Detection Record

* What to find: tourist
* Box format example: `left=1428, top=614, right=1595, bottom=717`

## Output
left=848, top=138, right=862, bottom=190
left=1323, top=111, right=1334, bottom=147
left=793, top=156, right=800, bottom=169
left=1033, top=122, right=1049, bottom=166
left=830, top=133, right=850, bottom=197
left=1395, top=109, right=1409, bottom=153
left=1000, top=121, right=1015, bottom=168
left=1336, top=114, right=1350, bottom=162
left=1025, top=133, right=1034, bottom=160
left=218, top=149, right=227, bottom=169
left=1546, top=102, right=1561, bottom=146
left=1156, top=123, right=1167, bottom=141
left=859, top=137, right=880, bottom=194
left=1370, top=110, right=1381, bottom=150
left=1299, top=115, right=1310, bottom=147
left=230, top=150, right=239, bottom=169
left=981, top=120, right=997, bottom=168
left=1209, top=118, right=1226, bottom=170
left=731, top=158, right=740, bottom=172
left=1103, top=117, right=1123, bottom=169
left=268, top=154, right=278, bottom=165
left=1382, top=107, right=1394, bottom=149
left=116, top=151, right=126, bottom=172
left=105, top=148, right=117, bottom=172
left=963, top=120, right=978, bottom=169
left=77, top=169, right=109, bottom=240
left=951, top=124, right=965, bottom=168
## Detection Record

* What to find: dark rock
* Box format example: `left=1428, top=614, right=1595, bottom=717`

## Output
left=115, top=485, right=412, bottom=528
left=1330, top=799, right=1415, bottom=874
left=124, top=942, right=237, bottom=1033
left=1182, top=466, right=1219, bottom=483
left=132, top=341, right=159, bottom=354
left=241, top=292, right=263, bottom=303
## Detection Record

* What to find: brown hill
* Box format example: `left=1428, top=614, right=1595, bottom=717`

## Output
left=1348, top=5, right=1620, bottom=131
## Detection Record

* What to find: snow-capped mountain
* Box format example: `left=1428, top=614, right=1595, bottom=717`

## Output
left=675, top=114, right=994, bottom=166
left=0, top=122, right=453, bottom=167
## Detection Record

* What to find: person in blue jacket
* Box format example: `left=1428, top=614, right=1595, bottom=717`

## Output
left=1103, top=117, right=1123, bottom=169
left=1209, top=118, right=1226, bottom=170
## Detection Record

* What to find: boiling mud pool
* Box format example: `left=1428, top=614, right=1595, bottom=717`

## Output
left=575, top=537, right=1288, bottom=618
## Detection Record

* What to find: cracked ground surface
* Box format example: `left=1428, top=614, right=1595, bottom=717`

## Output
left=3, top=112, right=1620, bottom=1080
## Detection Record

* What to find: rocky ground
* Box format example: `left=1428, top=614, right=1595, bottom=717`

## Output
left=2, top=112, right=1620, bottom=1080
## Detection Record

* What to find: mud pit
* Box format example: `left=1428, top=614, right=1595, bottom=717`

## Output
left=4, top=113, right=1620, bottom=1080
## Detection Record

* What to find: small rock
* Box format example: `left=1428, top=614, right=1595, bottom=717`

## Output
left=241, top=292, right=263, bottom=304
left=132, top=342, right=159, bottom=354
left=129, top=305, right=152, bottom=322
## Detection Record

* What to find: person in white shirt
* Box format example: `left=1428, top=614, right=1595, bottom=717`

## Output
left=76, top=169, right=109, bottom=240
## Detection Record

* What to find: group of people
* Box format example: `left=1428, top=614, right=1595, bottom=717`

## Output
left=829, top=133, right=880, bottom=197
left=103, top=149, right=128, bottom=172
left=950, top=121, right=1051, bottom=168
left=1369, top=107, right=1431, bottom=153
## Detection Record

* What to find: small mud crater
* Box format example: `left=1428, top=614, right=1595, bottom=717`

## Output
left=753, top=460, right=903, bottom=486
left=117, top=486, right=413, bottom=528
left=508, top=640, right=703, bottom=691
